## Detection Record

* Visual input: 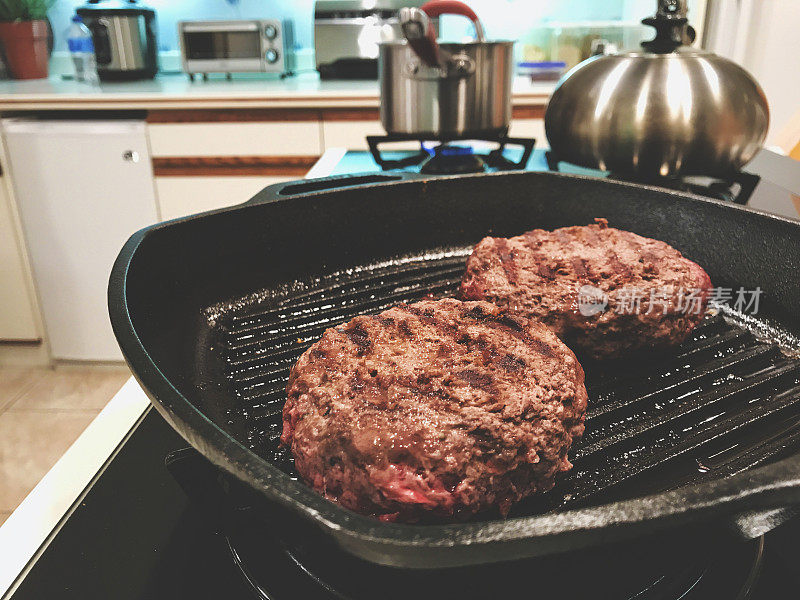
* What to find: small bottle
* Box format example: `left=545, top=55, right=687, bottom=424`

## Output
left=67, top=16, right=98, bottom=84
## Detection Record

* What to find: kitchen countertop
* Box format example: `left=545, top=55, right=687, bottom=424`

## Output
left=0, top=73, right=555, bottom=111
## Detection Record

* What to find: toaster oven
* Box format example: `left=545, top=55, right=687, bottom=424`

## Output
left=179, top=20, right=295, bottom=78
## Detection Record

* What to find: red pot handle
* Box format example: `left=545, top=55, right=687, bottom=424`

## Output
left=421, top=1, right=478, bottom=23
left=420, top=0, right=485, bottom=40
left=399, top=1, right=486, bottom=68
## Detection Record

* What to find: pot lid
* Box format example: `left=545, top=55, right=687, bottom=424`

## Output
left=77, top=0, right=155, bottom=17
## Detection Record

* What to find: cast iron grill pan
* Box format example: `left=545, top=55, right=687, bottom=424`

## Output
left=109, top=171, right=800, bottom=568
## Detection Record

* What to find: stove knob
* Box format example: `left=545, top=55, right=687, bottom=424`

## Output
left=265, top=49, right=280, bottom=64
left=264, top=24, right=278, bottom=40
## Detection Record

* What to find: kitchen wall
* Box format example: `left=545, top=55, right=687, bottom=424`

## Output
left=437, top=0, right=704, bottom=43
left=705, top=0, right=800, bottom=148
left=49, top=0, right=315, bottom=53
left=48, top=0, right=704, bottom=59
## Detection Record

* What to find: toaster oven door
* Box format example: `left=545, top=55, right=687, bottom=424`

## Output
left=181, top=22, right=265, bottom=73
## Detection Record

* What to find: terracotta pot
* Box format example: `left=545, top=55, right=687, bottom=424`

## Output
left=0, top=20, right=49, bottom=80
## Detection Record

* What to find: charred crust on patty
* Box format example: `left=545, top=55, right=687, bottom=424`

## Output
left=281, top=298, right=587, bottom=523
left=460, top=220, right=712, bottom=359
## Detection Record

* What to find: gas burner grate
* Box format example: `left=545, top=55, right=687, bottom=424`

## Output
left=545, top=151, right=761, bottom=205
left=214, top=251, right=800, bottom=514
left=366, top=134, right=536, bottom=173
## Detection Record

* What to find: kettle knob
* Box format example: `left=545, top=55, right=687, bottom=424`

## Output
left=641, top=0, right=690, bottom=53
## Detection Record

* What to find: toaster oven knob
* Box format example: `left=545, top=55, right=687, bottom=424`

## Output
left=264, top=24, right=278, bottom=40
left=265, top=49, right=280, bottom=64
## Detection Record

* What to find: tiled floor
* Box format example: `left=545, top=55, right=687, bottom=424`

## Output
left=0, top=365, right=130, bottom=520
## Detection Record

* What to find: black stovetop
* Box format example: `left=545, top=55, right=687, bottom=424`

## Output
left=8, top=408, right=800, bottom=599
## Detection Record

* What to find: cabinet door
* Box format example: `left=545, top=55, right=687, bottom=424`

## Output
left=147, top=112, right=320, bottom=218
left=147, top=121, right=323, bottom=157
left=322, top=119, right=385, bottom=151
left=321, top=109, right=419, bottom=151
left=3, top=119, right=159, bottom=361
left=509, top=119, right=547, bottom=148
left=321, top=109, right=548, bottom=150
left=155, top=176, right=296, bottom=221
left=0, top=176, right=39, bottom=341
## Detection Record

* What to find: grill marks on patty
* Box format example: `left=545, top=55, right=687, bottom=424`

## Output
left=391, top=302, right=530, bottom=395
left=571, top=257, right=589, bottom=279
left=344, top=323, right=372, bottom=355
left=459, top=220, right=713, bottom=359
left=282, top=298, right=588, bottom=522
left=494, top=238, right=519, bottom=284
left=456, top=369, right=495, bottom=390
left=498, top=354, right=527, bottom=372
left=338, top=303, right=527, bottom=410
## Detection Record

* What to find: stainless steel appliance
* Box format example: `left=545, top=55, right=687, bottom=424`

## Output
left=545, top=0, right=770, bottom=179
left=315, top=0, right=425, bottom=79
left=76, top=0, right=158, bottom=81
left=178, top=20, right=295, bottom=79
left=379, top=1, right=514, bottom=137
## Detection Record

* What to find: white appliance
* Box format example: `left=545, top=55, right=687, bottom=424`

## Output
left=2, top=119, right=159, bottom=361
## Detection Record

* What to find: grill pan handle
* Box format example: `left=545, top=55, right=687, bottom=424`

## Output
left=243, top=171, right=430, bottom=205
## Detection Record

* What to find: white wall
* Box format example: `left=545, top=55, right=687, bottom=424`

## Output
left=705, top=0, right=800, bottom=146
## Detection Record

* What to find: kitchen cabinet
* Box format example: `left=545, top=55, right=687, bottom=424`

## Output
left=145, top=106, right=549, bottom=220
left=155, top=176, right=295, bottom=221
left=322, top=118, right=385, bottom=151
left=0, top=173, right=40, bottom=341
left=508, top=106, right=548, bottom=147
left=147, top=109, right=322, bottom=219
left=2, top=119, right=159, bottom=361
left=147, top=121, right=323, bottom=157
left=509, top=118, right=548, bottom=147
left=0, top=90, right=549, bottom=362
left=320, top=110, right=396, bottom=151
left=320, top=107, right=547, bottom=150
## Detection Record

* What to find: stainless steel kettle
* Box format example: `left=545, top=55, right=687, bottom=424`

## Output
left=545, top=0, right=769, bottom=179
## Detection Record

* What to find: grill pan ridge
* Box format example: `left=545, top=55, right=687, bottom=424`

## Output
left=109, top=171, right=800, bottom=568
left=215, top=250, right=800, bottom=513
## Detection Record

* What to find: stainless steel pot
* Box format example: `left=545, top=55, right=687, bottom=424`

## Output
left=545, top=0, right=769, bottom=179
left=379, top=1, right=514, bottom=137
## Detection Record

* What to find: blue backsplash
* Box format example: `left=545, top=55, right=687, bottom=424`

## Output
left=48, top=0, right=701, bottom=65
left=50, top=0, right=315, bottom=53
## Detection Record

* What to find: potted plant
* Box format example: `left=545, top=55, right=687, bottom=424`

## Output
left=0, top=0, right=55, bottom=79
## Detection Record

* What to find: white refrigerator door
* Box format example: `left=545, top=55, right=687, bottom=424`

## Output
left=2, top=119, right=159, bottom=361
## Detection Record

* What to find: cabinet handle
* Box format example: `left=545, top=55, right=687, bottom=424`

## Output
left=122, top=150, right=140, bottom=163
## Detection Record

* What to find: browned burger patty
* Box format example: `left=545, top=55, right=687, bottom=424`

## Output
left=460, top=219, right=713, bottom=360
left=281, top=298, right=587, bottom=523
